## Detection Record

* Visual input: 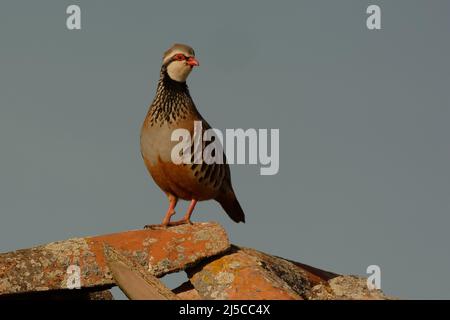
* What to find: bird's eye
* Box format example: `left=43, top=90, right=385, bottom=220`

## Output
left=173, top=54, right=186, bottom=61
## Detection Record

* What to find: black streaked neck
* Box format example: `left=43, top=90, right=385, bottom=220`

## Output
left=148, top=67, right=196, bottom=126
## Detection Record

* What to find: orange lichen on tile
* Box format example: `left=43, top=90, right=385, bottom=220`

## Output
left=188, top=249, right=302, bottom=300
left=0, top=222, right=230, bottom=296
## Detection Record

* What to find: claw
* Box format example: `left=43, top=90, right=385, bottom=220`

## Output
left=144, top=218, right=192, bottom=230
left=143, top=224, right=167, bottom=230
left=166, top=218, right=192, bottom=226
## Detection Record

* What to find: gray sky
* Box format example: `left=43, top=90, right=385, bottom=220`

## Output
left=0, top=0, right=449, bottom=299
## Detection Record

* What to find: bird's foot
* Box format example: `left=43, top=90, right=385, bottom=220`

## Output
left=144, top=218, right=192, bottom=230
left=165, top=218, right=193, bottom=227
left=144, top=209, right=177, bottom=229
left=144, top=224, right=165, bottom=230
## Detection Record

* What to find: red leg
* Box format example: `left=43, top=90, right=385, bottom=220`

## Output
left=144, top=195, right=178, bottom=229
left=164, top=199, right=198, bottom=226
left=183, top=199, right=198, bottom=222
left=161, top=197, right=178, bottom=225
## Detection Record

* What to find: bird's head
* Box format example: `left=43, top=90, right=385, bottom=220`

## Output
left=162, top=43, right=199, bottom=83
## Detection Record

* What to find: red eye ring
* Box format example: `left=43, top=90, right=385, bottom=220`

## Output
left=173, top=53, right=186, bottom=61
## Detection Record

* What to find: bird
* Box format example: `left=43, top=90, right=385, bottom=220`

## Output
left=140, top=43, right=245, bottom=227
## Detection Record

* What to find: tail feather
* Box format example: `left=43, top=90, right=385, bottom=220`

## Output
left=217, top=192, right=246, bottom=223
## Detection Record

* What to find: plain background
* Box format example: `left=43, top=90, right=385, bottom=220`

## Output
left=0, top=0, right=449, bottom=299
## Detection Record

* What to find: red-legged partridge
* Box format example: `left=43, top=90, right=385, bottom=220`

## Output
left=140, top=43, right=245, bottom=227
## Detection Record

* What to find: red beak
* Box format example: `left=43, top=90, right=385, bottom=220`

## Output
left=187, top=57, right=199, bottom=67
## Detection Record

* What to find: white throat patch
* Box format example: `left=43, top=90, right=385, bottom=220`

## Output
left=166, top=60, right=193, bottom=82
